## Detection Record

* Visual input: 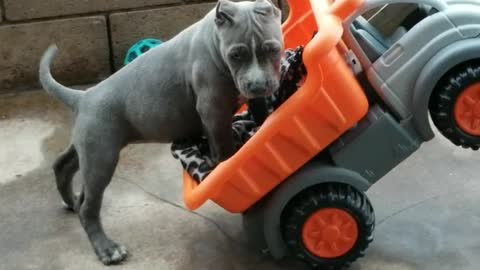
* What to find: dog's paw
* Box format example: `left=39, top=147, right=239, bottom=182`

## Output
left=61, top=200, right=75, bottom=212
left=62, top=193, right=84, bottom=213
left=94, top=240, right=128, bottom=265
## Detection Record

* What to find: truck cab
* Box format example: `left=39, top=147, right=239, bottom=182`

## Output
left=343, top=0, right=480, bottom=144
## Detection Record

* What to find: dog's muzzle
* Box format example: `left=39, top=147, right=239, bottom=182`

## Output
left=243, top=80, right=278, bottom=98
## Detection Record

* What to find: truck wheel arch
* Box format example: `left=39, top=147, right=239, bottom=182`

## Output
left=244, top=158, right=371, bottom=259
left=412, top=38, right=480, bottom=141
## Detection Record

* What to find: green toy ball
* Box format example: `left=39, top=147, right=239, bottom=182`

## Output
left=124, top=38, right=162, bottom=66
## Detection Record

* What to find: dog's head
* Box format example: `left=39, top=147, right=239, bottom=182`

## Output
left=214, top=0, right=283, bottom=99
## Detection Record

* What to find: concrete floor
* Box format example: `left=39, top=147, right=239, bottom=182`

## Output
left=1, top=90, right=480, bottom=270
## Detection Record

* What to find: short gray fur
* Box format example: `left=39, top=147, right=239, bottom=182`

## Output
left=38, top=0, right=283, bottom=265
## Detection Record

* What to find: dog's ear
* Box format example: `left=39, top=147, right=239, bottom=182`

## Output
left=254, top=0, right=281, bottom=18
left=215, top=0, right=238, bottom=26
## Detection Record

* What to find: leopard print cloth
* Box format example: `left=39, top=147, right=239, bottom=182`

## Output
left=171, top=47, right=306, bottom=182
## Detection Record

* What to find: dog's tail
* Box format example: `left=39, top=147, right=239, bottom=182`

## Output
left=39, top=45, right=84, bottom=110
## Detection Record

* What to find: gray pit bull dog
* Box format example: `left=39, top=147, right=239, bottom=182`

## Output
left=38, top=0, right=283, bottom=265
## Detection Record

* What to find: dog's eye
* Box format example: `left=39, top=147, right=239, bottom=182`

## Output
left=266, top=45, right=281, bottom=55
left=263, top=41, right=281, bottom=57
left=229, top=50, right=244, bottom=61
left=231, top=52, right=241, bottom=60
left=228, top=45, right=249, bottom=62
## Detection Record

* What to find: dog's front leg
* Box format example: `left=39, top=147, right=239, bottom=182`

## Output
left=203, top=114, right=235, bottom=164
left=197, top=97, right=235, bottom=164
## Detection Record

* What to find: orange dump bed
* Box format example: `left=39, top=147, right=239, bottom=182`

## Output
left=183, top=0, right=369, bottom=213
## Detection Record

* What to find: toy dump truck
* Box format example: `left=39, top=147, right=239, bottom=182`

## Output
left=182, top=0, right=480, bottom=268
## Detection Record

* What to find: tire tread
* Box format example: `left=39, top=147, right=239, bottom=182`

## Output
left=282, top=184, right=375, bottom=269
left=430, top=64, right=480, bottom=150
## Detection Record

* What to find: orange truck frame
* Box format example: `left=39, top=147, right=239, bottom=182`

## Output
left=183, top=0, right=480, bottom=268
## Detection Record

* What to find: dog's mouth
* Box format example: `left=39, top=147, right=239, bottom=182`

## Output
left=239, top=88, right=275, bottom=99
left=238, top=81, right=279, bottom=99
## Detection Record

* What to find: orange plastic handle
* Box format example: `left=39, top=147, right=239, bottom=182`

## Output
left=302, top=14, right=343, bottom=68
left=329, top=0, right=364, bottom=21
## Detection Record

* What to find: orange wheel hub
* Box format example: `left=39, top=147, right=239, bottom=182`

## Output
left=454, top=83, right=480, bottom=136
left=302, top=208, right=358, bottom=258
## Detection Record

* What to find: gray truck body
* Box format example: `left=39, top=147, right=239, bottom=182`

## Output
left=244, top=0, right=480, bottom=259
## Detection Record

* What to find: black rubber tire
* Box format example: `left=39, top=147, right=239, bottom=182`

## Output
left=429, top=64, right=480, bottom=150
left=281, top=183, right=375, bottom=269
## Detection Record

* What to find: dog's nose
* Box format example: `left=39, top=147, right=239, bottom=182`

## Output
left=247, top=82, right=267, bottom=96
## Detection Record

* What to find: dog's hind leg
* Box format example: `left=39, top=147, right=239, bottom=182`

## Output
left=53, top=144, right=80, bottom=211
left=74, top=134, right=128, bottom=265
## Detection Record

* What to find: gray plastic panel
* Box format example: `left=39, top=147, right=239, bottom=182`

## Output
left=370, top=12, right=461, bottom=120
left=446, top=6, right=480, bottom=37
left=242, top=200, right=269, bottom=255
left=446, top=0, right=480, bottom=7
left=329, top=107, right=420, bottom=183
left=342, top=0, right=448, bottom=71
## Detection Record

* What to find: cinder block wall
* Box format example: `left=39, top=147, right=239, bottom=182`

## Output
left=0, top=0, right=286, bottom=92
left=2, top=0, right=285, bottom=92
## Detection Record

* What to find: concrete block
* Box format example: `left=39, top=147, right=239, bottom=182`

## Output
left=0, top=16, right=110, bottom=91
left=3, top=0, right=181, bottom=21
left=110, top=3, right=215, bottom=69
